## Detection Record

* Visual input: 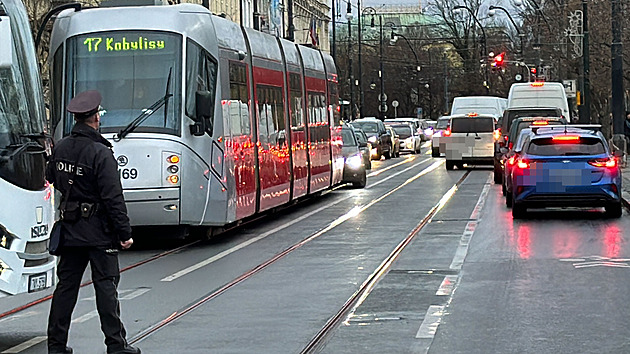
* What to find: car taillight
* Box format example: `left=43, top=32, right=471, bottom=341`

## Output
left=507, top=156, right=517, bottom=166
left=532, top=120, right=549, bottom=126
left=552, top=135, right=580, bottom=141
left=493, top=129, right=501, bottom=141
left=508, top=142, right=513, bottom=150
left=443, top=128, right=451, bottom=137
left=516, top=159, right=530, bottom=169
left=588, top=157, right=617, bottom=168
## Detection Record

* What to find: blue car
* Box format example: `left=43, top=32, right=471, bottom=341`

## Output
left=509, top=125, right=622, bottom=218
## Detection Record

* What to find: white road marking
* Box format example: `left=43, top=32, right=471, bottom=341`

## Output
left=72, top=310, right=98, bottom=323
left=449, top=175, right=492, bottom=270
left=415, top=305, right=445, bottom=339
left=0, top=311, right=38, bottom=324
left=1, top=336, right=47, bottom=353
left=162, top=160, right=442, bottom=282
left=436, top=275, right=458, bottom=296
left=120, top=288, right=151, bottom=300
left=367, top=155, right=417, bottom=177
left=366, top=159, right=432, bottom=189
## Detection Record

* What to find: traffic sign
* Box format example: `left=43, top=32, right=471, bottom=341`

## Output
left=563, top=79, right=577, bottom=98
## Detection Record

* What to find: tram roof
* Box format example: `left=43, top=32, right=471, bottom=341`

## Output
left=51, top=4, right=216, bottom=51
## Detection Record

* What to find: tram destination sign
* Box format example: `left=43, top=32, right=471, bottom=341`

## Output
left=83, top=35, right=166, bottom=53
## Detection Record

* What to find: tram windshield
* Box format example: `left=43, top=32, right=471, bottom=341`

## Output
left=0, top=0, right=47, bottom=191
left=65, top=31, right=182, bottom=135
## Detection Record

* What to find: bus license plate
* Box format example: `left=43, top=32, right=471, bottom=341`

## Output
left=28, top=273, right=47, bottom=293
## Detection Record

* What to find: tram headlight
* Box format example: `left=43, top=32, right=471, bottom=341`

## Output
left=0, top=226, right=15, bottom=250
left=167, top=175, right=179, bottom=184
left=167, top=155, right=180, bottom=164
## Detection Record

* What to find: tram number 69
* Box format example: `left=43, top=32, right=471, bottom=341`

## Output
left=119, top=168, right=138, bottom=180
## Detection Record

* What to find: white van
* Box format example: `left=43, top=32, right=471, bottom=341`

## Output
left=507, top=82, right=570, bottom=120
left=450, top=96, right=507, bottom=120
left=440, top=114, right=496, bottom=170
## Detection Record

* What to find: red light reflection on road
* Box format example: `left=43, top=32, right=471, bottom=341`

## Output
left=515, top=225, right=531, bottom=259
left=553, top=229, right=580, bottom=259
left=603, top=225, right=622, bottom=258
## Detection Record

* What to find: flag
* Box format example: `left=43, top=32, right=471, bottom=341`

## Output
left=309, top=17, right=319, bottom=46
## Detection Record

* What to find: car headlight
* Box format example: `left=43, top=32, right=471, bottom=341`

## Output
left=346, top=154, right=363, bottom=169
left=405, top=138, right=413, bottom=144
left=368, top=136, right=377, bottom=143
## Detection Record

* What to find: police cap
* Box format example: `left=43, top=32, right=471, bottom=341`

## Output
left=67, top=90, right=102, bottom=120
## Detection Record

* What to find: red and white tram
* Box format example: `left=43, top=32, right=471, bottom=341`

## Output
left=49, top=3, right=342, bottom=236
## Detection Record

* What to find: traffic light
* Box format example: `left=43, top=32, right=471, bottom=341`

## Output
left=491, top=52, right=505, bottom=68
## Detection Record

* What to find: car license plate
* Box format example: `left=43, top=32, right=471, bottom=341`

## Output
left=28, top=273, right=47, bottom=293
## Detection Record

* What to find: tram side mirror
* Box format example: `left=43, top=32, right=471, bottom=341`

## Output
left=191, top=90, right=213, bottom=137
left=0, top=17, right=14, bottom=69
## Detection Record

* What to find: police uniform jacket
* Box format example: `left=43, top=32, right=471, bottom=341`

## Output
left=46, top=123, right=132, bottom=247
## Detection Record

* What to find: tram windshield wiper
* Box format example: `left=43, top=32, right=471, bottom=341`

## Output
left=0, top=141, right=45, bottom=165
left=115, top=67, right=173, bottom=141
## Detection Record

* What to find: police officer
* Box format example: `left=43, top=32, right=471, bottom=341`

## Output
left=46, top=90, right=141, bottom=354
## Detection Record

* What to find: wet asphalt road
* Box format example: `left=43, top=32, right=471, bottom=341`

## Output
left=1, top=146, right=630, bottom=353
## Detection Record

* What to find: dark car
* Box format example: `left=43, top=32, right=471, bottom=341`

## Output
left=352, top=127, right=372, bottom=170
left=494, top=116, right=567, bottom=183
left=341, top=125, right=367, bottom=188
left=350, top=118, right=392, bottom=160
left=498, top=107, right=564, bottom=147
left=509, top=125, right=622, bottom=218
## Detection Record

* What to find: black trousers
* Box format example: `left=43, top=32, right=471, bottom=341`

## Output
left=47, top=247, right=129, bottom=352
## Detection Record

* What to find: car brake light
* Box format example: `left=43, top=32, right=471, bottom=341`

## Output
left=516, top=159, right=530, bottom=169
left=493, top=129, right=501, bottom=141
left=508, top=142, right=513, bottom=150
left=552, top=135, right=580, bottom=141
left=507, top=156, right=516, bottom=166
left=531, top=82, right=545, bottom=87
left=588, top=157, right=617, bottom=168
left=532, top=121, right=548, bottom=125
left=443, top=128, right=451, bottom=137
left=467, top=112, right=478, bottom=117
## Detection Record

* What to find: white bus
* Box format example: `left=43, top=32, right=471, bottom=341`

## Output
left=0, top=0, right=56, bottom=296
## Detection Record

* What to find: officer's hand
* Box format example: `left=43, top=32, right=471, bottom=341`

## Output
left=120, top=238, right=133, bottom=249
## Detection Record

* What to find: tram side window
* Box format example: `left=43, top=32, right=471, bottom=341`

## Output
left=185, top=39, right=218, bottom=134
left=328, top=81, right=341, bottom=126
left=256, top=85, right=285, bottom=146
left=229, top=62, right=250, bottom=135
left=289, top=73, right=304, bottom=129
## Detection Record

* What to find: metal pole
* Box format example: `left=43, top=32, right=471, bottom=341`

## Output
left=454, top=6, right=488, bottom=94
left=287, top=0, right=294, bottom=41
left=443, top=53, right=449, bottom=114
left=331, top=0, right=336, bottom=61
left=379, top=16, right=385, bottom=120
left=581, top=0, right=591, bottom=123
left=357, top=0, right=363, bottom=118
left=611, top=0, right=625, bottom=148
left=348, top=10, right=355, bottom=120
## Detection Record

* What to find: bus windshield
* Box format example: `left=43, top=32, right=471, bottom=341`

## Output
left=65, top=31, right=182, bottom=135
left=0, top=0, right=47, bottom=190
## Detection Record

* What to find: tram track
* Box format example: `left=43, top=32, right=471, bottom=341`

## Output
left=0, top=155, right=428, bottom=322
left=300, top=170, right=472, bottom=353
left=128, top=159, right=447, bottom=345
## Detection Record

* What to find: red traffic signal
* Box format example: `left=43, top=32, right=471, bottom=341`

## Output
left=491, top=52, right=505, bottom=68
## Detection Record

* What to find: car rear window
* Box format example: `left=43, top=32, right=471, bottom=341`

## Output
left=436, top=119, right=449, bottom=129
left=451, top=118, right=494, bottom=133
left=526, top=137, right=606, bottom=156
left=510, top=119, right=564, bottom=141
left=354, top=130, right=367, bottom=144
left=392, top=125, right=412, bottom=139
left=352, top=122, right=378, bottom=133
left=342, top=129, right=357, bottom=146
left=505, top=109, right=560, bottom=130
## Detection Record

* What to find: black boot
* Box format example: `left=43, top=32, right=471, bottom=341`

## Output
left=108, top=345, right=141, bottom=354
left=49, top=347, right=73, bottom=354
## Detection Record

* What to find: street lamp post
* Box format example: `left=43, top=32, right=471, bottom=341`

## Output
left=453, top=5, right=489, bottom=94
left=488, top=5, right=523, bottom=57
left=424, top=83, right=432, bottom=120
left=346, top=3, right=356, bottom=120
left=390, top=30, right=421, bottom=118
left=357, top=0, right=363, bottom=118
